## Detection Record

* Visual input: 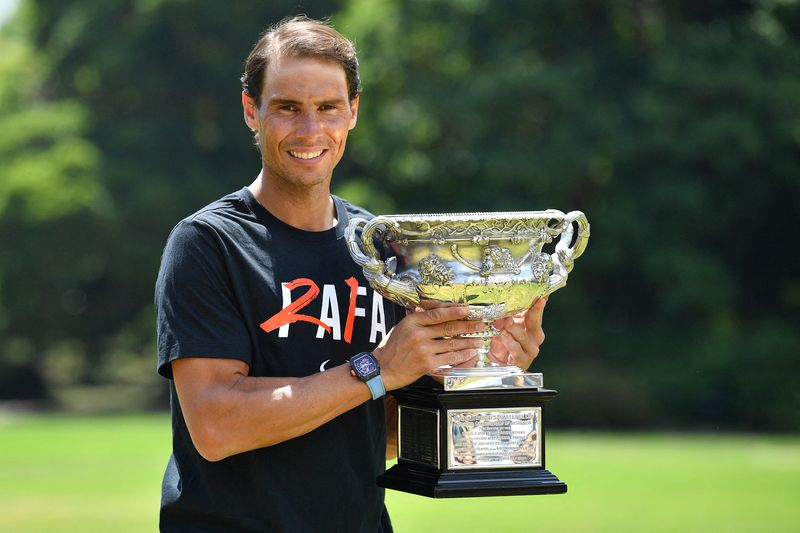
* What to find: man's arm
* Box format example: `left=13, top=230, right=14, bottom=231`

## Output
left=174, top=358, right=371, bottom=461
left=173, top=305, right=486, bottom=462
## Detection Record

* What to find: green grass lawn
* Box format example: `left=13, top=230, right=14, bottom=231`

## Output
left=1, top=413, right=798, bottom=532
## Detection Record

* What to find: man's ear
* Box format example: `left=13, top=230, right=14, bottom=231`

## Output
left=242, top=91, right=259, bottom=131
left=348, top=95, right=360, bottom=130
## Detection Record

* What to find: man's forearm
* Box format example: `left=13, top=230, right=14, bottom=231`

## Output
left=175, top=359, right=372, bottom=461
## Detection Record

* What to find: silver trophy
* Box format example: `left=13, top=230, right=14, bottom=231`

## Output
left=346, top=210, right=589, bottom=497
left=346, top=210, right=589, bottom=386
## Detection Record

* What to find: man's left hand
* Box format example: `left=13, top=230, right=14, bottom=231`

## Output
left=488, top=296, right=548, bottom=371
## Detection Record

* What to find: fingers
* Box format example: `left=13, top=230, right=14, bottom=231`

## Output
left=436, top=318, right=487, bottom=339
left=384, top=300, right=546, bottom=383
left=506, top=317, right=545, bottom=348
left=412, top=305, right=472, bottom=326
left=434, top=336, right=484, bottom=355
left=489, top=298, right=548, bottom=370
left=488, top=336, right=510, bottom=364
left=502, top=317, right=544, bottom=356
left=408, top=305, right=487, bottom=338
left=499, top=329, right=539, bottom=370
left=484, top=333, right=532, bottom=368
left=398, top=314, right=484, bottom=351
left=451, top=350, right=480, bottom=369
left=381, top=309, right=483, bottom=376
left=525, top=296, right=547, bottom=330
left=437, top=347, right=481, bottom=368
left=511, top=297, right=547, bottom=346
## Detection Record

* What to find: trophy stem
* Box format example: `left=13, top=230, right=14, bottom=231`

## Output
left=475, top=322, right=496, bottom=368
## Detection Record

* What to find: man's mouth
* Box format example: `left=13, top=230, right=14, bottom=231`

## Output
left=288, top=150, right=324, bottom=160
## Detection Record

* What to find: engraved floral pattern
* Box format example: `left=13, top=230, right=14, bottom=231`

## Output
left=419, top=254, right=456, bottom=285
left=385, top=215, right=565, bottom=244
left=467, top=303, right=507, bottom=321
left=531, top=253, right=553, bottom=283
left=480, top=246, right=520, bottom=277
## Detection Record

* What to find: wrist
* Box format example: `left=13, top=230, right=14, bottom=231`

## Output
left=349, top=352, right=385, bottom=400
left=371, top=347, right=399, bottom=391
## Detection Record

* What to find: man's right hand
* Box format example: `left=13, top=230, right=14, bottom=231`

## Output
left=373, top=306, right=485, bottom=390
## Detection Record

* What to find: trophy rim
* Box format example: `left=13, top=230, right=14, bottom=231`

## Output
left=374, top=210, right=568, bottom=222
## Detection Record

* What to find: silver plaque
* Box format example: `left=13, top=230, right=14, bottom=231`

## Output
left=447, top=407, right=541, bottom=470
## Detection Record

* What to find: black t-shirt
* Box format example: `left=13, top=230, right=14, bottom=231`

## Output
left=155, top=188, right=401, bottom=532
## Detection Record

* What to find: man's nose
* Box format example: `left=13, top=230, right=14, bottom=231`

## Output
left=296, top=110, right=323, bottom=137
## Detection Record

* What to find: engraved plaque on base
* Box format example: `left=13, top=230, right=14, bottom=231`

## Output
left=447, top=407, right=541, bottom=470
left=383, top=384, right=566, bottom=498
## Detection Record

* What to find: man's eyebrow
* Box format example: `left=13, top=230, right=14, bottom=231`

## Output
left=318, top=98, right=348, bottom=106
left=268, top=98, right=301, bottom=107
left=268, top=97, right=349, bottom=107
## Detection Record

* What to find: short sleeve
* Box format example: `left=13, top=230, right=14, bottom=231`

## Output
left=155, top=219, right=252, bottom=378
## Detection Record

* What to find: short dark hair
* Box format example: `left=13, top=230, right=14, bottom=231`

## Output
left=241, top=15, right=361, bottom=105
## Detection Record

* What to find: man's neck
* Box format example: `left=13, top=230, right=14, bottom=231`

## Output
left=248, top=170, right=337, bottom=232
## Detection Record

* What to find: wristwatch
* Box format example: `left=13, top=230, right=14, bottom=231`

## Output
left=349, top=352, right=385, bottom=400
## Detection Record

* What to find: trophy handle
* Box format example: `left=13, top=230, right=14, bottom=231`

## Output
left=543, top=211, right=590, bottom=296
left=345, top=216, right=421, bottom=308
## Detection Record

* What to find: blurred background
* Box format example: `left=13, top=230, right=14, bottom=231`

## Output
left=1, top=0, right=797, bottom=431
left=1, top=1, right=799, bottom=531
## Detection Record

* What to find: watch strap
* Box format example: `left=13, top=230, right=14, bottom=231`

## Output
left=365, top=374, right=385, bottom=400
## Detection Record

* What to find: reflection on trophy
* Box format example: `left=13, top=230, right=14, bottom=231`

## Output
left=346, top=210, right=589, bottom=498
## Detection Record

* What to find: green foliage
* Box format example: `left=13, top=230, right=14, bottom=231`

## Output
left=0, top=0, right=343, bottom=406
left=0, top=0, right=798, bottom=429
left=335, top=0, right=800, bottom=431
left=0, top=38, right=103, bottom=221
left=0, top=23, right=108, bottom=399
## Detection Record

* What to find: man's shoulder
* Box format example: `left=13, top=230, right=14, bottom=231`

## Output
left=163, top=188, right=255, bottom=252
left=334, top=195, right=376, bottom=221
left=183, top=188, right=251, bottom=226
left=172, top=188, right=252, bottom=230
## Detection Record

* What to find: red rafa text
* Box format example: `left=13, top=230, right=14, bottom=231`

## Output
left=260, top=277, right=389, bottom=343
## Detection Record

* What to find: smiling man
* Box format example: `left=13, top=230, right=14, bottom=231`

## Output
left=246, top=55, right=357, bottom=211
left=155, top=16, right=548, bottom=533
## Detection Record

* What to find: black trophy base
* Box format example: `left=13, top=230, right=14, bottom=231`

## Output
left=379, top=462, right=567, bottom=498
left=380, top=383, right=567, bottom=498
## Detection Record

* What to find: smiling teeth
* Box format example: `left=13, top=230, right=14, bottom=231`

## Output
left=290, top=150, right=323, bottom=159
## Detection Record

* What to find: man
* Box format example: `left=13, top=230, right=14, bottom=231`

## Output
left=155, top=16, right=547, bottom=532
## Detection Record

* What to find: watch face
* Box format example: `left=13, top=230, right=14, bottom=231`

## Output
left=353, top=353, right=378, bottom=377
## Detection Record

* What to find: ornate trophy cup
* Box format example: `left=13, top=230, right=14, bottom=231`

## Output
left=346, top=210, right=589, bottom=497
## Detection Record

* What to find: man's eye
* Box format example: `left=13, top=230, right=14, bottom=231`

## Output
left=320, top=104, right=337, bottom=111
left=280, top=105, right=298, bottom=112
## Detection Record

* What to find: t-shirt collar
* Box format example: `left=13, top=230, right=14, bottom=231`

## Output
left=240, top=187, right=349, bottom=241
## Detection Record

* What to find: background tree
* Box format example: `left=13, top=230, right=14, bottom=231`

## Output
left=335, top=0, right=800, bottom=430
left=1, top=0, right=344, bottom=408
left=0, top=17, right=106, bottom=401
left=1, top=0, right=798, bottom=429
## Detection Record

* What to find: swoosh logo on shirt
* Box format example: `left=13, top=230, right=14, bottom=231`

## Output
left=319, top=359, right=330, bottom=372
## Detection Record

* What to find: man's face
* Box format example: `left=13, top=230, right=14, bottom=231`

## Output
left=245, top=56, right=359, bottom=189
